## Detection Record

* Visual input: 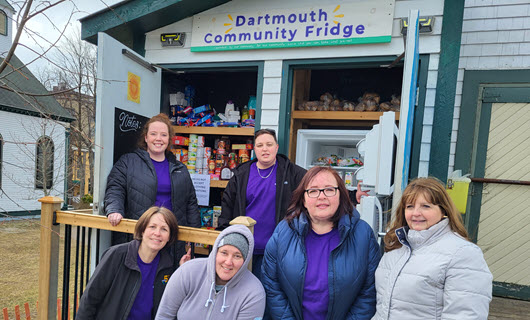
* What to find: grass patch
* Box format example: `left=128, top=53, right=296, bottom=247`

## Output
left=0, top=218, right=89, bottom=319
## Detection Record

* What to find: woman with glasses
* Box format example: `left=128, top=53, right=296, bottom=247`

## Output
left=262, top=166, right=380, bottom=320
left=220, top=128, right=306, bottom=280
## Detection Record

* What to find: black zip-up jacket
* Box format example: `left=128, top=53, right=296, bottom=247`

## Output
left=76, top=240, right=175, bottom=320
left=220, top=154, right=307, bottom=228
left=104, top=148, right=200, bottom=227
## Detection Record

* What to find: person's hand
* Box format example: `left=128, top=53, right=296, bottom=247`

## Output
left=179, top=247, right=192, bottom=266
left=356, top=181, right=369, bottom=203
left=108, top=213, right=123, bottom=226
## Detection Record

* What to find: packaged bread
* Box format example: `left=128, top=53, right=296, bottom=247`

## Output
left=343, top=101, right=356, bottom=111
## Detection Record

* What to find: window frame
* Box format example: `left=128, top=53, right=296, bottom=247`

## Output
left=0, top=10, right=7, bottom=36
left=35, top=136, right=54, bottom=190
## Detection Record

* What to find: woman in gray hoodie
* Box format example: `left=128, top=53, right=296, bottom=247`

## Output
left=155, top=224, right=265, bottom=320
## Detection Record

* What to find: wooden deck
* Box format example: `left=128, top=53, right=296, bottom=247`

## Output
left=489, top=297, right=530, bottom=319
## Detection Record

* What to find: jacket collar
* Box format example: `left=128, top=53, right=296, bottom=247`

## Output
left=396, top=219, right=451, bottom=250
left=124, top=239, right=173, bottom=271
left=293, top=210, right=359, bottom=240
left=134, top=148, right=185, bottom=171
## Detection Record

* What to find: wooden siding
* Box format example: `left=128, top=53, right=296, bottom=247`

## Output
left=477, top=102, right=530, bottom=286
left=452, top=1, right=530, bottom=174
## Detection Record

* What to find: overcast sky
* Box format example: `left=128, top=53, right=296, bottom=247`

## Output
left=14, top=0, right=122, bottom=73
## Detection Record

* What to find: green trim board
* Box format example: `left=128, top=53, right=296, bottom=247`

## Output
left=0, top=105, right=74, bottom=123
left=190, top=36, right=392, bottom=52
left=157, top=61, right=264, bottom=130
left=429, top=0, right=465, bottom=182
left=80, top=0, right=230, bottom=47
left=493, top=282, right=530, bottom=301
left=278, top=55, right=430, bottom=179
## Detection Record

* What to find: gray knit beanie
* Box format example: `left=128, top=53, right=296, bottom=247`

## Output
left=218, top=232, right=249, bottom=260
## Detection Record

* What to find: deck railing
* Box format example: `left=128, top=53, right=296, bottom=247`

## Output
left=37, top=196, right=255, bottom=320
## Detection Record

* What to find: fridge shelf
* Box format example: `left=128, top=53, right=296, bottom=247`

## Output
left=292, top=111, right=400, bottom=121
left=308, top=165, right=362, bottom=171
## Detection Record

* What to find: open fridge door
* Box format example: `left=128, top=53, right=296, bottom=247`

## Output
left=357, top=10, right=420, bottom=242
left=91, top=33, right=162, bottom=271
left=356, top=112, right=398, bottom=243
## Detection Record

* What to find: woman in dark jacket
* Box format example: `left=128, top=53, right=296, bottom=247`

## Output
left=220, top=128, right=306, bottom=280
left=77, top=207, right=185, bottom=320
left=262, top=166, right=380, bottom=320
left=104, top=113, right=200, bottom=246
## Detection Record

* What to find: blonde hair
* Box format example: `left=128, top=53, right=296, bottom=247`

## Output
left=384, top=177, right=469, bottom=252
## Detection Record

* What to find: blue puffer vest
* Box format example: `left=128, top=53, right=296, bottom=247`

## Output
left=262, top=210, right=381, bottom=320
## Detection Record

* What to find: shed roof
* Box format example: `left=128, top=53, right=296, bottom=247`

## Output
left=80, top=0, right=229, bottom=48
left=0, top=0, right=15, bottom=12
left=0, top=55, right=75, bottom=122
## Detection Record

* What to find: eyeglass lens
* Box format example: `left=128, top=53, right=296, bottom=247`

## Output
left=306, top=187, right=337, bottom=198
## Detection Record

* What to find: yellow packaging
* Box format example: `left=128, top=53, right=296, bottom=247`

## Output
left=446, top=179, right=470, bottom=213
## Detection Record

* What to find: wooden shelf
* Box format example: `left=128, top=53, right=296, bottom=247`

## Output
left=210, top=180, right=228, bottom=188
left=172, top=126, right=254, bottom=136
left=292, top=111, right=400, bottom=121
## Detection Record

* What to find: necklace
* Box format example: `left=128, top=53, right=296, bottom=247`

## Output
left=257, top=162, right=276, bottom=179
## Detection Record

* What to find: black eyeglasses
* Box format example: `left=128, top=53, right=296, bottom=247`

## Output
left=305, top=187, right=339, bottom=198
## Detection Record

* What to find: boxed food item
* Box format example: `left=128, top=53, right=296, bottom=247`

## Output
left=173, top=136, right=189, bottom=146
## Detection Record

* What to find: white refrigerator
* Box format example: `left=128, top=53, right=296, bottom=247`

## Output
left=295, top=112, right=398, bottom=241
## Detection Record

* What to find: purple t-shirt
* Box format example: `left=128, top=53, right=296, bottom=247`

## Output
left=246, top=162, right=277, bottom=254
left=151, top=158, right=172, bottom=211
left=127, top=252, right=160, bottom=320
left=302, top=228, right=340, bottom=320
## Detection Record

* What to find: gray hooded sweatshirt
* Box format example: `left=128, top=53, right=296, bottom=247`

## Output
left=155, top=225, right=265, bottom=320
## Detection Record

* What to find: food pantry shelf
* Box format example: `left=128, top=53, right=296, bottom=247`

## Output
left=292, top=111, right=400, bottom=120
left=172, top=126, right=255, bottom=136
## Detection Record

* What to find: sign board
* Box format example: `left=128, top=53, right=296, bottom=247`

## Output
left=191, top=0, right=394, bottom=52
left=113, top=108, right=149, bottom=164
left=191, top=174, right=211, bottom=206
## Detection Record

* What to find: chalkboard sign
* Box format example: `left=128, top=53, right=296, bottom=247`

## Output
left=113, top=108, right=149, bottom=164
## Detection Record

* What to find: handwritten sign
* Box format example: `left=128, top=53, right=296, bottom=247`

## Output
left=113, top=108, right=149, bottom=164
left=191, top=174, right=211, bottom=206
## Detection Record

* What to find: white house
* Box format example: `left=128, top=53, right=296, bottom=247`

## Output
left=0, top=0, right=74, bottom=216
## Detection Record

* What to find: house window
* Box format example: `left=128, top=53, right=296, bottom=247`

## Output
left=35, top=136, right=54, bottom=189
left=0, top=11, right=7, bottom=36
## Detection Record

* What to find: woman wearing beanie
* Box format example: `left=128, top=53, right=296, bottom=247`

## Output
left=155, top=224, right=266, bottom=320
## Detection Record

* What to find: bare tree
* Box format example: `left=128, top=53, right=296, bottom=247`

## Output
left=0, top=1, right=100, bottom=213
left=38, top=28, right=97, bottom=201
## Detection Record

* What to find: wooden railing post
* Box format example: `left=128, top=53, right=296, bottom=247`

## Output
left=229, top=216, right=257, bottom=271
left=38, top=196, right=63, bottom=320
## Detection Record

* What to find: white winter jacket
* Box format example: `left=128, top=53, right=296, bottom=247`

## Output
left=372, top=219, right=492, bottom=320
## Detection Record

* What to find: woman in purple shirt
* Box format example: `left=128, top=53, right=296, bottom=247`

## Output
left=104, top=113, right=200, bottom=258
left=77, top=207, right=186, bottom=320
left=262, top=166, right=380, bottom=319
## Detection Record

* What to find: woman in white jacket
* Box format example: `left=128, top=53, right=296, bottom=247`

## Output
left=373, top=177, right=492, bottom=320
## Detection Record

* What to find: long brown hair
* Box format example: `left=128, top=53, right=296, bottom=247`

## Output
left=384, top=177, right=469, bottom=252
left=137, top=113, right=174, bottom=152
left=134, top=206, right=179, bottom=246
left=285, top=166, right=353, bottom=229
